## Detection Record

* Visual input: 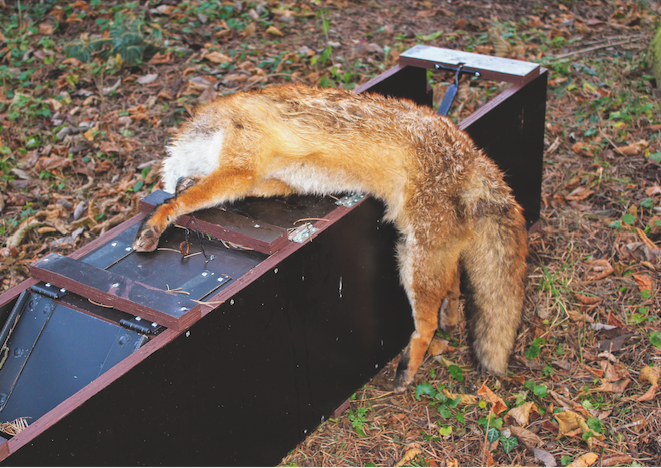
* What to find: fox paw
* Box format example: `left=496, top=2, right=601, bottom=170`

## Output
left=133, top=224, right=162, bottom=252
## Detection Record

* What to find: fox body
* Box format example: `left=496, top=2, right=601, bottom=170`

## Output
left=134, top=85, right=528, bottom=391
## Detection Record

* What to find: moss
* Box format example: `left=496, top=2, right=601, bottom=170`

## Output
left=649, top=25, right=661, bottom=84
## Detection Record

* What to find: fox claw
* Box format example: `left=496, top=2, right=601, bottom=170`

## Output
left=133, top=225, right=161, bottom=252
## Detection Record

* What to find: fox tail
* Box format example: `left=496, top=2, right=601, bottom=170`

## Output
left=460, top=201, right=528, bottom=375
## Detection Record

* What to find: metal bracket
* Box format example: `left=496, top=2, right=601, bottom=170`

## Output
left=80, top=238, right=134, bottom=270
left=335, top=193, right=365, bottom=208
left=176, top=270, right=232, bottom=301
left=435, top=63, right=481, bottom=116
left=288, top=223, right=319, bottom=244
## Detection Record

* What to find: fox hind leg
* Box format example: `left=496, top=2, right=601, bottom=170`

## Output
left=394, top=243, right=462, bottom=392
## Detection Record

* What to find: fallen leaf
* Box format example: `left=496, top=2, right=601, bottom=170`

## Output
left=565, top=187, right=594, bottom=201
left=583, top=259, right=614, bottom=282
left=602, top=455, right=633, bottom=467
left=204, top=51, right=232, bottom=64
left=266, top=25, right=284, bottom=36
left=567, top=452, right=598, bottom=467
left=572, top=292, right=602, bottom=306
left=572, top=142, right=598, bottom=157
left=636, top=383, right=659, bottom=402
left=639, top=365, right=660, bottom=386
left=555, top=410, right=583, bottom=436
left=395, top=448, right=421, bottom=467
left=632, top=273, right=653, bottom=294
left=508, top=425, right=543, bottom=447
left=428, top=336, right=453, bottom=356
left=477, top=382, right=508, bottom=415
left=615, top=139, right=648, bottom=156
left=137, top=73, right=159, bottom=84
left=442, top=389, right=478, bottom=405
left=508, top=401, right=537, bottom=426
left=533, top=447, right=557, bottom=467
left=645, top=185, right=661, bottom=196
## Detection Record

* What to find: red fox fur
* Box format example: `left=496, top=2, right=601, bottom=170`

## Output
left=133, top=85, right=528, bottom=391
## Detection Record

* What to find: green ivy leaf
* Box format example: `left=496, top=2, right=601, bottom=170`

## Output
left=439, top=425, right=453, bottom=437
left=622, top=213, right=636, bottom=225
left=415, top=382, right=436, bottom=401
left=501, top=436, right=519, bottom=454
left=650, top=332, right=661, bottom=349
left=448, top=365, right=464, bottom=382
left=486, top=427, right=500, bottom=443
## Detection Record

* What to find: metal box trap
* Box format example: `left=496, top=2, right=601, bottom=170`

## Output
left=0, top=46, right=546, bottom=466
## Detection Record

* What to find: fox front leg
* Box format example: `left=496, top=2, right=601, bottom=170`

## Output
left=134, top=200, right=179, bottom=252
left=134, top=167, right=260, bottom=252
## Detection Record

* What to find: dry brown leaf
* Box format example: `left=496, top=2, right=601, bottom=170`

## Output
left=567, top=310, right=594, bottom=322
left=572, top=292, right=602, bottom=305
left=639, top=365, right=660, bottom=386
left=636, top=383, right=659, bottom=402
left=583, top=259, right=614, bottom=282
left=632, top=273, right=653, bottom=294
left=602, top=455, right=633, bottom=467
left=489, top=27, right=511, bottom=57
left=555, top=410, right=583, bottom=436
left=204, top=51, right=232, bottom=64
left=565, top=187, right=594, bottom=201
left=567, top=452, right=599, bottom=467
left=477, top=382, right=508, bottom=415
left=533, top=447, right=557, bottom=467
left=508, top=425, right=544, bottom=447
left=572, top=142, right=598, bottom=157
left=266, top=25, right=284, bottom=36
left=636, top=366, right=660, bottom=401
left=645, top=185, right=661, bottom=196
left=428, top=336, right=452, bottom=356
left=442, top=388, right=478, bottom=405
left=507, top=401, right=536, bottom=426
left=395, top=448, right=421, bottom=467
left=615, top=139, right=648, bottom=155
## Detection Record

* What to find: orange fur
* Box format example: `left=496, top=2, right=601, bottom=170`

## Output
left=134, top=85, right=528, bottom=391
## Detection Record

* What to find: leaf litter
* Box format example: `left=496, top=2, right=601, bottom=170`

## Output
left=0, top=0, right=660, bottom=466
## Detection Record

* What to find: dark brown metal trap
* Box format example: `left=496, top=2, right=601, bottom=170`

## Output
left=0, top=46, right=546, bottom=466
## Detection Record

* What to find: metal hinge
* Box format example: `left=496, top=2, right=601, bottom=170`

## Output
left=335, top=193, right=365, bottom=208
left=288, top=223, right=319, bottom=244
left=120, top=317, right=162, bottom=335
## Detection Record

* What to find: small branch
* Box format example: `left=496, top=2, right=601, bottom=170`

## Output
left=554, top=36, right=647, bottom=60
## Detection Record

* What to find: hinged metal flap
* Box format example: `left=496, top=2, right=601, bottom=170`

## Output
left=0, top=293, right=55, bottom=411
left=30, top=253, right=201, bottom=331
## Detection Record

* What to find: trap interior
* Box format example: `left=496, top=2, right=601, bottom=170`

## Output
left=30, top=193, right=345, bottom=331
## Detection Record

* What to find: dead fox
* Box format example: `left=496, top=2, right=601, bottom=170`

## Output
left=133, top=85, right=528, bottom=391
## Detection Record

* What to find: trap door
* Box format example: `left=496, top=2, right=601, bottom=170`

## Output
left=0, top=288, right=147, bottom=428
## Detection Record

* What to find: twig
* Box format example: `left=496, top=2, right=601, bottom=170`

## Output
left=294, top=218, right=330, bottom=224
left=600, top=128, right=627, bottom=157
left=554, top=36, right=647, bottom=60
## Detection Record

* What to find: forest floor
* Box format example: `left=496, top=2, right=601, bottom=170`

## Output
left=1, top=0, right=661, bottom=466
